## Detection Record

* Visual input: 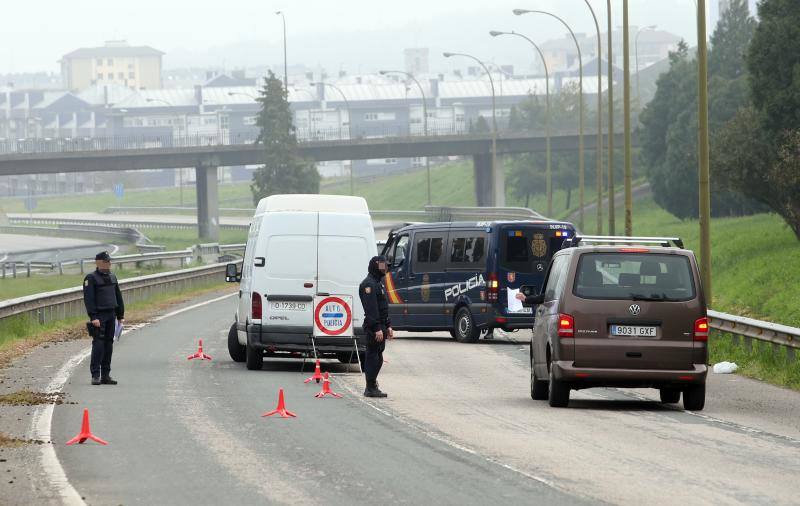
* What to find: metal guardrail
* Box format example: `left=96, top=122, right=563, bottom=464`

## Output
left=0, top=261, right=239, bottom=326
left=8, top=216, right=249, bottom=232
left=709, top=310, right=800, bottom=357
left=105, top=206, right=256, bottom=215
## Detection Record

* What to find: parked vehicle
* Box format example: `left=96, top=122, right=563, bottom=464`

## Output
left=527, top=235, right=708, bottom=410
left=225, top=194, right=376, bottom=370
left=379, top=220, right=576, bottom=341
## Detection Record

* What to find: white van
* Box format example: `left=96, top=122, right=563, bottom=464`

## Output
left=225, top=194, right=377, bottom=370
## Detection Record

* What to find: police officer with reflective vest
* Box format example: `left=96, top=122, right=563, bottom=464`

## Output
left=83, top=251, right=124, bottom=385
left=358, top=255, right=393, bottom=398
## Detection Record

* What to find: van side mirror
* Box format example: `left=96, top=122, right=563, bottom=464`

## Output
left=524, top=294, right=545, bottom=306
left=225, top=263, right=240, bottom=283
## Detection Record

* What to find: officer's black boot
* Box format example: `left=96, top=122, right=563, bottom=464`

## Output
left=91, top=377, right=101, bottom=386
left=364, top=379, right=387, bottom=398
left=101, top=376, right=118, bottom=385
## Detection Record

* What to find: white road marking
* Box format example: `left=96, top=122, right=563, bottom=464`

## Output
left=30, top=291, right=237, bottom=504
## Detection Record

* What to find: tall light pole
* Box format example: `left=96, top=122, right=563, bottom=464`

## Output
left=514, top=8, right=584, bottom=230
left=635, top=25, right=657, bottom=110
left=275, top=11, right=288, bottom=92
left=697, top=0, right=712, bottom=302
left=380, top=70, right=431, bottom=205
left=607, top=0, right=615, bottom=235
left=583, top=0, right=604, bottom=235
left=146, top=97, right=184, bottom=206
left=443, top=52, right=502, bottom=206
left=312, top=81, right=354, bottom=195
left=623, top=0, right=633, bottom=236
left=489, top=30, right=552, bottom=216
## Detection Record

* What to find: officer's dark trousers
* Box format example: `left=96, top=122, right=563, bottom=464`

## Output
left=363, top=333, right=385, bottom=383
left=90, top=312, right=116, bottom=378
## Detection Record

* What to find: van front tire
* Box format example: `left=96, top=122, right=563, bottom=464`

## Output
left=245, top=342, right=263, bottom=370
left=228, top=324, right=246, bottom=362
left=453, top=307, right=480, bottom=343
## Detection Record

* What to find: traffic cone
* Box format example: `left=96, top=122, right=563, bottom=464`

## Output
left=187, top=339, right=212, bottom=360
left=261, top=389, right=297, bottom=418
left=303, top=359, right=324, bottom=384
left=315, top=372, right=343, bottom=398
left=66, top=408, right=108, bottom=445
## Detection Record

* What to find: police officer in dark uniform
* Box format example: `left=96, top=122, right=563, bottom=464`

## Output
left=83, top=251, right=125, bottom=385
left=358, top=255, right=393, bottom=398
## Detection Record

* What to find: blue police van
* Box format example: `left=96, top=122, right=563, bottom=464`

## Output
left=379, top=220, right=576, bottom=342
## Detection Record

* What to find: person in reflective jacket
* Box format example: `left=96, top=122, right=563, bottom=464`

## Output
left=358, top=255, right=393, bottom=397
left=83, top=251, right=125, bottom=385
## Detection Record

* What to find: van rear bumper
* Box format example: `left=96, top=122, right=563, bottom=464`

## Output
left=552, top=361, right=708, bottom=387
left=247, top=324, right=366, bottom=353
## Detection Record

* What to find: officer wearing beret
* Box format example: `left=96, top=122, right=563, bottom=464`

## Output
left=83, top=251, right=124, bottom=385
left=358, top=255, right=393, bottom=398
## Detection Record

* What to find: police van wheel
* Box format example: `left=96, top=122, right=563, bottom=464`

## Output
left=228, top=323, right=246, bottom=363
left=453, top=307, right=480, bottom=343
left=245, top=343, right=263, bottom=371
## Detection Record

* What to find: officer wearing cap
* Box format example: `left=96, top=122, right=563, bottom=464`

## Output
left=358, top=255, right=393, bottom=398
left=83, top=251, right=124, bottom=385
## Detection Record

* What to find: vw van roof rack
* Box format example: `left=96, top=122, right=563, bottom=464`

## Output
left=564, top=235, right=684, bottom=249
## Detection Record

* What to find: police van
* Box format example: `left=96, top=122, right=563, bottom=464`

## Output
left=379, top=220, right=576, bottom=342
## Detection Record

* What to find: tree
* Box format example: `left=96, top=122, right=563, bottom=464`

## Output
left=251, top=71, right=320, bottom=203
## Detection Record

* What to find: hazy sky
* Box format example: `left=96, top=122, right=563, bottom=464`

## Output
left=0, top=0, right=755, bottom=75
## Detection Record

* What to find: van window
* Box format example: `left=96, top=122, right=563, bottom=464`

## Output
left=573, top=253, right=696, bottom=301
left=500, top=227, right=567, bottom=273
left=392, top=235, right=409, bottom=267
left=543, top=255, right=569, bottom=302
left=413, top=232, right=446, bottom=273
left=447, top=233, right=487, bottom=269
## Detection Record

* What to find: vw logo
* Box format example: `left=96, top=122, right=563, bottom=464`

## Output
left=628, top=304, right=641, bottom=316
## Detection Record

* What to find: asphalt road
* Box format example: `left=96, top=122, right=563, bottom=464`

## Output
left=46, top=292, right=800, bottom=505
left=0, top=234, right=109, bottom=263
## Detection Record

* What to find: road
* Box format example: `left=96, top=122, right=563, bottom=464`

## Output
left=35, top=292, right=800, bottom=505
left=0, top=233, right=110, bottom=263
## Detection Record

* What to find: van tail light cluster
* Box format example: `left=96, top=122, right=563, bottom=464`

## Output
left=557, top=314, right=575, bottom=337
left=693, top=317, right=709, bottom=341
left=252, top=292, right=263, bottom=320
left=488, top=273, right=499, bottom=302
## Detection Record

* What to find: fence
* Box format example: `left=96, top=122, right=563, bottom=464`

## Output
left=8, top=216, right=249, bottom=232
left=709, top=310, right=799, bottom=361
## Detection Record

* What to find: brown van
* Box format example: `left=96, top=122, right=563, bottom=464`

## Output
left=526, top=236, right=708, bottom=410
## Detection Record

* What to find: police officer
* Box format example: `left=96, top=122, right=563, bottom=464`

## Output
left=83, top=251, right=125, bottom=385
left=358, top=255, right=393, bottom=398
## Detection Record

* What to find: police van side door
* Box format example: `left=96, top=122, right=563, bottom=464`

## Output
left=444, top=229, right=489, bottom=322
left=407, top=231, right=448, bottom=328
left=384, top=234, right=410, bottom=328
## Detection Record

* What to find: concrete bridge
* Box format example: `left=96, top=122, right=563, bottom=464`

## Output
left=0, top=131, right=627, bottom=240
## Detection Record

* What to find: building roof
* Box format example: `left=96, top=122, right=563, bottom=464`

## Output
left=113, top=88, right=197, bottom=109
left=62, top=45, right=164, bottom=60
left=77, top=83, right=137, bottom=106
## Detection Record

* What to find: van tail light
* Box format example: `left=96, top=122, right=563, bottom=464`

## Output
left=488, top=273, right=499, bottom=302
left=557, top=314, right=575, bottom=337
left=252, top=292, right=263, bottom=320
left=694, top=317, right=709, bottom=341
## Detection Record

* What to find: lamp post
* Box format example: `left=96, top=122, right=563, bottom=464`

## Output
left=443, top=51, right=502, bottom=206
left=696, top=0, right=712, bottom=302
left=380, top=70, right=431, bottom=205
left=275, top=11, right=288, bottom=92
left=489, top=30, right=552, bottom=216
left=607, top=0, right=615, bottom=235
left=312, top=81, right=353, bottom=194
left=146, top=97, right=185, bottom=206
left=623, top=0, right=632, bottom=236
left=227, top=91, right=257, bottom=100
left=583, top=0, right=605, bottom=235
left=514, top=8, right=585, bottom=230
left=635, top=25, right=657, bottom=110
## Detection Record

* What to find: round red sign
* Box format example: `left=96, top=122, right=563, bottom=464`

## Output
left=314, top=296, right=353, bottom=336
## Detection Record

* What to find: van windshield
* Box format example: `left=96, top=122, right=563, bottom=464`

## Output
left=573, top=253, right=696, bottom=301
left=499, top=227, right=569, bottom=273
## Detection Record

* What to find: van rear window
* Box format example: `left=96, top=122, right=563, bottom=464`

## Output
left=499, top=228, right=565, bottom=273
left=573, top=253, right=696, bottom=301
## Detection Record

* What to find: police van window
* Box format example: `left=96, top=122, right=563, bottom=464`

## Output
left=447, top=233, right=487, bottom=269
left=391, top=235, right=409, bottom=267
left=413, top=233, right=446, bottom=273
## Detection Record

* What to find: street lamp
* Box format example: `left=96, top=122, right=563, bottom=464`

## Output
left=227, top=91, right=257, bottom=100
left=311, top=81, right=354, bottom=195
left=146, top=97, right=185, bottom=206
left=380, top=69, right=431, bottom=205
left=635, top=25, right=657, bottom=110
left=582, top=0, right=605, bottom=235
left=489, top=30, right=552, bottom=216
left=514, top=8, right=585, bottom=231
left=607, top=0, right=615, bottom=235
left=275, top=11, right=288, bottom=92
left=696, top=0, right=712, bottom=302
left=443, top=51, right=502, bottom=207
left=622, top=0, right=633, bottom=236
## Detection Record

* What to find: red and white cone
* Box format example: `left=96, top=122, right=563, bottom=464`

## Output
left=315, top=372, right=343, bottom=398
left=261, top=389, right=297, bottom=418
left=66, top=408, right=108, bottom=445
left=187, top=339, right=212, bottom=360
left=303, top=359, right=324, bottom=384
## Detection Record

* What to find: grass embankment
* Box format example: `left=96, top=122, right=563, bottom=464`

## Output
left=623, top=198, right=800, bottom=389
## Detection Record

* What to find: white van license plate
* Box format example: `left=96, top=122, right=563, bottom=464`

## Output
left=611, top=325, right=657, bottom=337
left=270, top=301, right=308, bottom=312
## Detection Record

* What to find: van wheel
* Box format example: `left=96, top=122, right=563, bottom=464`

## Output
left=245, top=343, right=263, bottom=371
left=682, top=384, right=705, bottom=411
left=531, top=359, right=549, bottom=401
left=548, top=363, right=570, bottom=407
left=228, top=324, right=246, bottom=362
left=453, top=307, right=480, bottom=343
left=659, top=388, right=681, bottom=404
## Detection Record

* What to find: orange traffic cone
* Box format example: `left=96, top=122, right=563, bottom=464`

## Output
left=303, top=359, right=324, bottom=384
left=261, top=389, right=297, bottom=418
left=187, top=339, right=212, bottom=360
left=315, top=372, right=343, bottom=398
left=66, top=408, right=108, bottom=445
